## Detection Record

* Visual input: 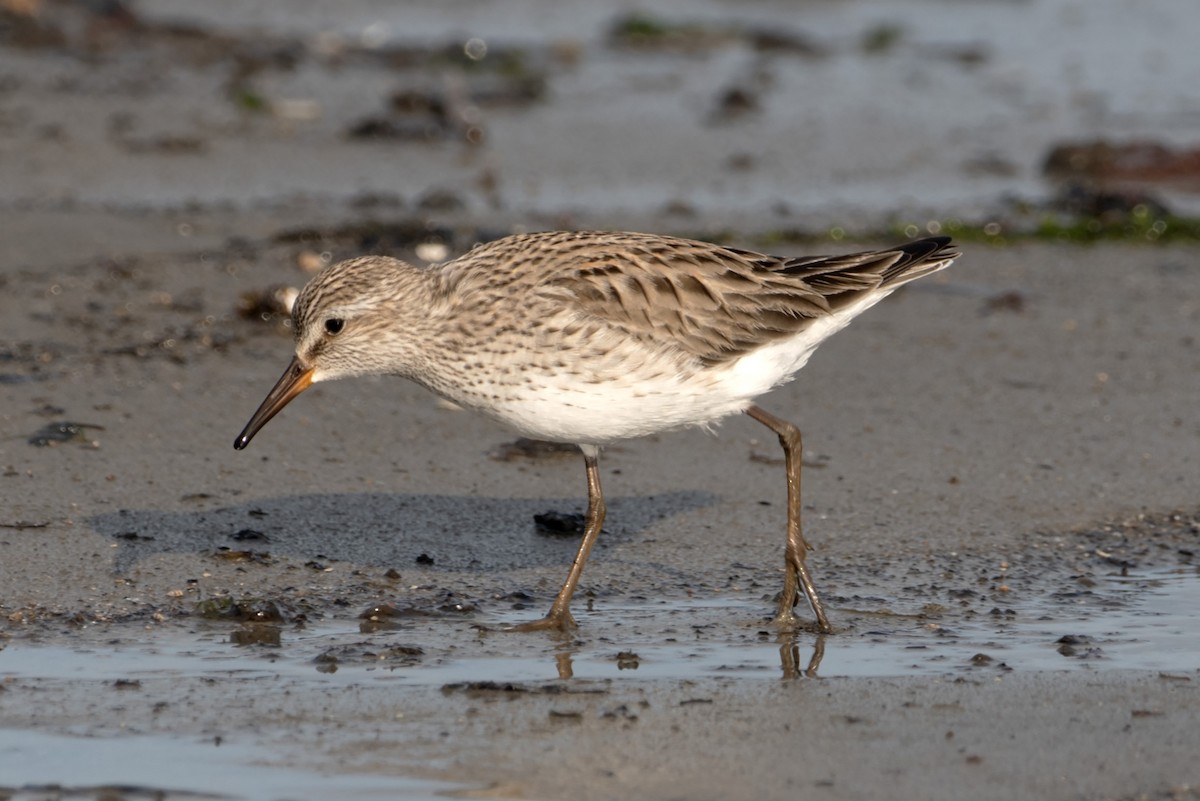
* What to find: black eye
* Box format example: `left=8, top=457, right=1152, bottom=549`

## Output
left=324, top=318, right=344, bottom=335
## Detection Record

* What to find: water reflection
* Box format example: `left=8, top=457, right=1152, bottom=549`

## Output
left=779, top=632, right=826, bottom=680
left=1, top=567, right=1195, bottom=686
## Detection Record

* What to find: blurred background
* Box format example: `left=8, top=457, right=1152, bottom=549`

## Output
left=3, top=0, right=1200, bottom=246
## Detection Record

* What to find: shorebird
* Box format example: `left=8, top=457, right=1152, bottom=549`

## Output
left=234, top=231, right=959, bottom=633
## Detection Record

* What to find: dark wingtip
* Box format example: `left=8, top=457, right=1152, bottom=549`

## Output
left=233, top=435, right=250, bottom=451
left=904, top=234, right=954, bottom=253
left=897, top=235, right=959, bottom=265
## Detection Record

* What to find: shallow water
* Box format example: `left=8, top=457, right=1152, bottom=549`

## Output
left=0, top=730, right=454, bottom=801
left=459, top=567, right=1200, bottom=681
left=1, top=568, right=1195, bottom=684
left=0, top=567, right=1195, bottom=799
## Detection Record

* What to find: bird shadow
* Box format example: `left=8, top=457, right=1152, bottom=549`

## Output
left=87, top=490, right=718, bottom=576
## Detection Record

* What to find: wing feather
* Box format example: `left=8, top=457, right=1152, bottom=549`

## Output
left=446, top=231, right=957, bottom=367
left=532, top=233, right=957, bottom=365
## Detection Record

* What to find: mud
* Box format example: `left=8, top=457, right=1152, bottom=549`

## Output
left=2, top=565, right=1198, bottom=800
left=3, top=1, right=1200, bottom=799
left=2, top=216, right=1198, bottom=801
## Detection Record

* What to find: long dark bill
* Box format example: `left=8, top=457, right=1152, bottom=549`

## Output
left=233, top=356, right=315, bottom=450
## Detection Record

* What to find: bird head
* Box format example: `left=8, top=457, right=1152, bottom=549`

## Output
left=233, top=256, right=426, bottom=450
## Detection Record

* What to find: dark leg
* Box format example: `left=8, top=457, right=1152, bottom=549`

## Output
left=508, top=448, right=606, bottom=632
left=746, top=405, right=833, bottom=634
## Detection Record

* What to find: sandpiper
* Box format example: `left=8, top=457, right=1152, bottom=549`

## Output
left=234, top=231, right=959, bottom=633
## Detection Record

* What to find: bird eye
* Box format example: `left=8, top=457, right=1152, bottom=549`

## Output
left=324, top=318, right=344, bottom=335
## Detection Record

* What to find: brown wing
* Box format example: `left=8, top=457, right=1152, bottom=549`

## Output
left=545, top=232, right=957, bottom=366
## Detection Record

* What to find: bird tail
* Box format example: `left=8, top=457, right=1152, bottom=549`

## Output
left=877, top=236, right=960, bottom=288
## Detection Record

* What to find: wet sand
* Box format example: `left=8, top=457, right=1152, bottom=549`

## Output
left=2, top=1, right=1200, bottom=799
left=2, top=211, right=1198, bottom=800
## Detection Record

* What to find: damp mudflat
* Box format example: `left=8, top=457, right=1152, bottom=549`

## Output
left=3, top=0, right=1200, bottom=797
left=1, top=566, right=1196, bottom=801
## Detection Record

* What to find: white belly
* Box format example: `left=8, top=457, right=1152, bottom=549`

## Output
left=444, top=291, right=892, bottom=445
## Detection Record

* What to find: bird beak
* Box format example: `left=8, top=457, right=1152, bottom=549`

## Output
left=233, top=356, right=315, bottom=450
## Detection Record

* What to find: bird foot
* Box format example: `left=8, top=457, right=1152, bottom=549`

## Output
left=505, top=610, right=577, bottom=633
left=771, top=606, right=834, bottom=635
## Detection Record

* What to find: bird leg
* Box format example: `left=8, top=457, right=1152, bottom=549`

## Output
left=508, top=449, right=606, bottom=632
left=746, top=405, right=833, bottom=634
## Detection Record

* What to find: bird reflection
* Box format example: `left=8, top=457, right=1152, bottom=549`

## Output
left=779, top=631, right=826, bottom=679
left=542, top=630, right=827, bottom=680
